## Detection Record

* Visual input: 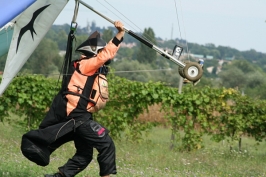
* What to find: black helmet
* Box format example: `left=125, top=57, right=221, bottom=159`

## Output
left=76, top=31, right=106, bottom=57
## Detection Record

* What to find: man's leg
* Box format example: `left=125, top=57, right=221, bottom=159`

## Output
left=48, top=132, right=74, bottom=154
left=96, top=135, right=116, bottom=177
left=58, top=119, right=116, bottom=177
left=86, top=120, right=117, bottom=176
left=58, top=134, right=93, bottom=177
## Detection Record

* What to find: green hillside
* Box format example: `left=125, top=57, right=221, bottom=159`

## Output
left=1, top=23, right=266, bottom=98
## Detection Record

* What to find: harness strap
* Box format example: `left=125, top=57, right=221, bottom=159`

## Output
left=58, top=1, right=79, bottom=92
left=63, top=91, right=97, bottom=105
left=72, top=0, right=79, bottom=24
left=60, top=29, right=76, bottom=92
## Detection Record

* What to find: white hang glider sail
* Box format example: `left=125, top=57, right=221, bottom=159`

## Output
left=0, top=0, right=69, bottom=96
left=0, top=0, right=36, bottom=58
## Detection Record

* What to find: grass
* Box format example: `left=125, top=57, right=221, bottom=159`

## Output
left=1, top=120, right=266, bottom=177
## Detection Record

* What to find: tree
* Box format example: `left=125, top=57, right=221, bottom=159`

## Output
left=116, top=47, right=135, bottom=60
left=209, top=49, right=221, bottom=59
left=136, top=28, right=157, bottom=64
left=111, top=60, right=153, bottom=82
left=217, top=59, right=266, bottom=98
left=23, top=38, right=63, bottom=76
left=102, top=28, right=114, bottom=42
left=230, top=59, right=258, bottom=73
left=46, top=28, right=67, bottom=50
left=72, top=35, right=89, bottom=59
left=218, top=67, right=246, bottom=89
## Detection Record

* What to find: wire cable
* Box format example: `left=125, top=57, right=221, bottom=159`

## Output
left=23, top=68, right=174, bottom=76
left=180, top=0, right=189, bottom=58
left=174, top=0, right=182, bottom=41
left=96, top=0, right=160, bottom=43
left=102, top=0, right=141, bottom=33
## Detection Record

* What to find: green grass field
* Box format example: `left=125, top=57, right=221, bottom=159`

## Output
left=1, top=120, right=266, bottom=177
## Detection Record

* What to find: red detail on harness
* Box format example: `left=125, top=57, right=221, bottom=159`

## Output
left=98, top=127, right=105, bottom=135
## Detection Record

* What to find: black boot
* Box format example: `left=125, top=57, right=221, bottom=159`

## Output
left=44, top=173, right=63, bottom=177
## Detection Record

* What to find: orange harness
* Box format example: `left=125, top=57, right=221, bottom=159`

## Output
left=63, top=58, right=109, bottom=116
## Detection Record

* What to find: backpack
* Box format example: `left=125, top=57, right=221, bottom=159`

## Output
left=63, top=58, right=109, bottom=114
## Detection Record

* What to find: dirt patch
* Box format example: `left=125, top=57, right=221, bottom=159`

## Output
left=137, top=104, right=168, bottom=125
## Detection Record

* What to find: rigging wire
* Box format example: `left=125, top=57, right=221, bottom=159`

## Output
left=97, top=0, right=189, bottom=55
left=174, top=0, right=183, bottom=41
left=173, top=0, right=190, bottom=61
left=95, top=0, right=138, bottom=32
left=177, top=0, right=190, bottom=58
left=14, top=68, right=175, bottom=77
left=173, top=0, right=189, bottom=93
left=102, top=0, right=141, bottom=33
left=111, top=68, right=172, bottom=73
left=95, top=0, right=162, bottom=43
left=64, top=0, right=188, bottom=78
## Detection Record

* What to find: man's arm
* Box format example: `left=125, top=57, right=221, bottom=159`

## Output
left=114, top=21, right=125, bottom=41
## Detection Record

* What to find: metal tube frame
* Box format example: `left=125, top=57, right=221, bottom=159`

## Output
left=77, top=0, right=186, bottom=68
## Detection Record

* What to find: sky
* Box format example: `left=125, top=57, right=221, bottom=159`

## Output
left=54, top=0, right=266, bottom=53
